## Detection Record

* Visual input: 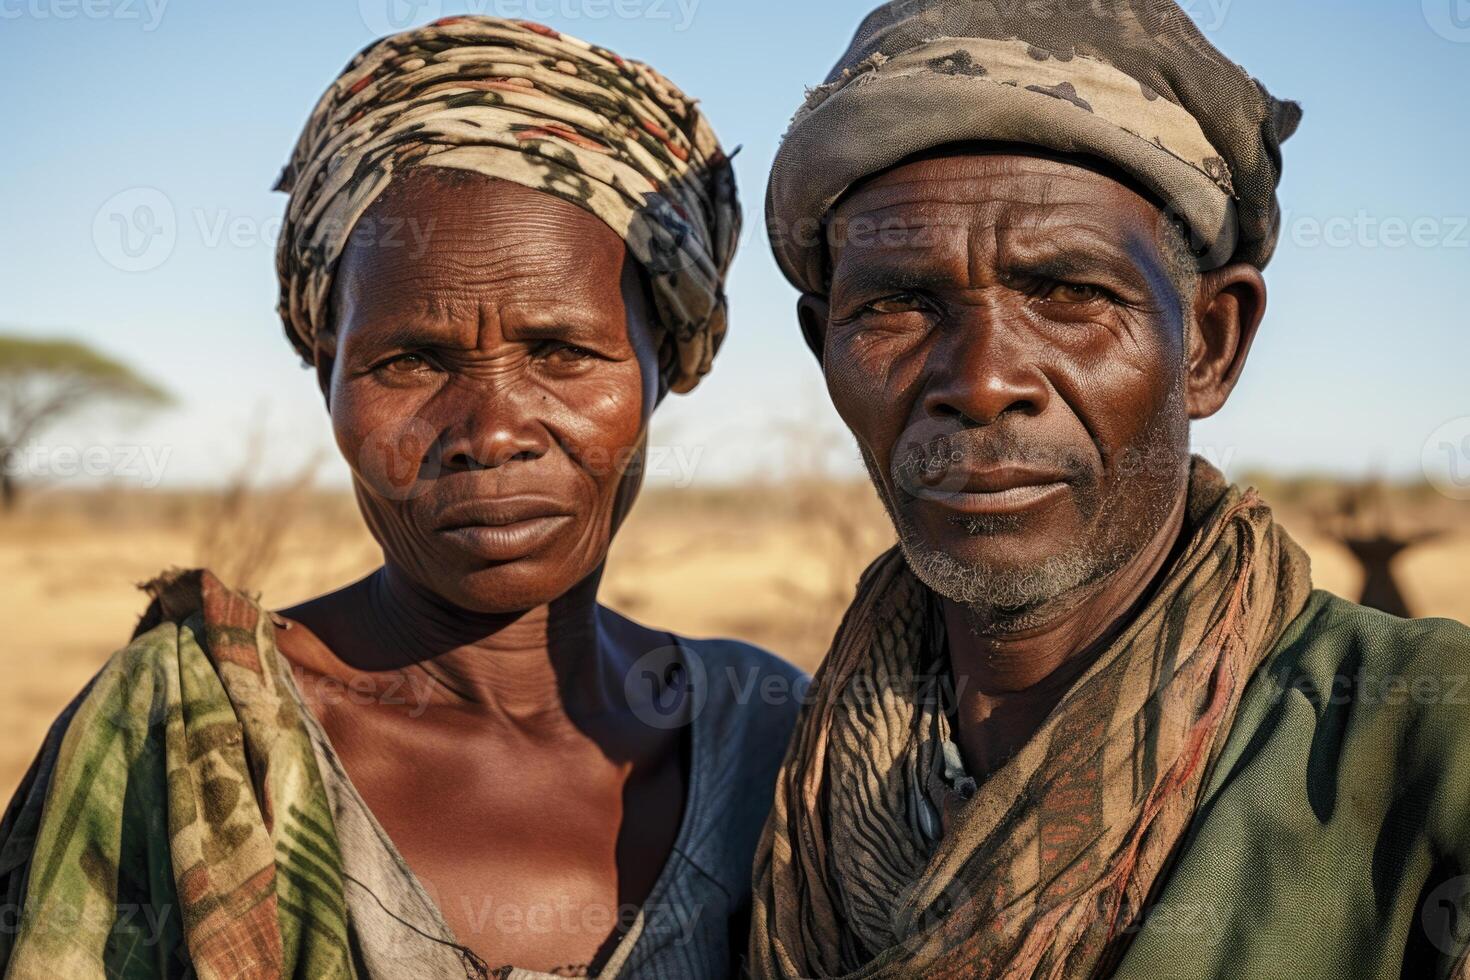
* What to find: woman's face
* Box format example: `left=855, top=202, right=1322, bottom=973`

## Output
left=321, top=169, right=661, bottom=614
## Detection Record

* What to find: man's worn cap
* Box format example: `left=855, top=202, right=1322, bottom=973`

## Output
left=766, top=0, right=1302, bottom=293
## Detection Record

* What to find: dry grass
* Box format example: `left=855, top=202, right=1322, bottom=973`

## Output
left=1, top=475, right=1466, bottom=798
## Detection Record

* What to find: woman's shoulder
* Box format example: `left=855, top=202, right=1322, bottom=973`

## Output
left=662, top=631, right=809, bottom=734
left=657, top=634, right=806, bottom=905
left=679, top=634, right=810, bottom=698
left=600, top=605, right=810, bottom=727
left=679, top=633, right=806, bottom=769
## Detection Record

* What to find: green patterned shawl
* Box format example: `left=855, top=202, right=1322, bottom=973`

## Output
left=0, top=570, right=352, bottom=979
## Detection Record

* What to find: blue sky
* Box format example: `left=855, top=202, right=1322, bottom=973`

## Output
left=2, top=0, right=1467, bottom=489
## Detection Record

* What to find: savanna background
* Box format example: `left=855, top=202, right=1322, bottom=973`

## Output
left=3, top=0, right=1468, bottom=799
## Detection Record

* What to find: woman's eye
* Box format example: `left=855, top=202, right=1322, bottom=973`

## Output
left=1040, top=282, right=1107, bottom=304
left=863, top=293, right=928, bottom=316
left=540, top=342, right=596, bottom=365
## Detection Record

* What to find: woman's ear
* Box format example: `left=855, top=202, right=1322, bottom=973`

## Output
left=313, top=334, right=336, bottom=411
left=1185, top=263, right=1267, bottom=420
left=797, top=293, right=831, bottom=367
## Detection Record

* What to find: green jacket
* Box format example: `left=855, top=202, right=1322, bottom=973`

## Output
left=1115, top=591, right=1470, bottom=979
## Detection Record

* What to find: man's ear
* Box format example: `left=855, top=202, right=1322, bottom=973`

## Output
left=1185, top=263, right=1267, bottom=420
left=797, top=293, right=830, bottom=366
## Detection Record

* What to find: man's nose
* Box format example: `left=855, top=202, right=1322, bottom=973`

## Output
left=436, top=377, right=550, bottom=472
left=920, top=311, right=1051, bottom=426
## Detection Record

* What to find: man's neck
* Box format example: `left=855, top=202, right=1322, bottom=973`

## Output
left=942, top=493, right=1188, bottom=780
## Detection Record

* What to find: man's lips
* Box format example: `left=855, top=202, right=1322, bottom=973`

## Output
left=905, top=463, right=1071, bottom=516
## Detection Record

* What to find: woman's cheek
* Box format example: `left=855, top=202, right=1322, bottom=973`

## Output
left=334, top=384, right=440, bottom=502
left=553, top=367, right=648, bottom=481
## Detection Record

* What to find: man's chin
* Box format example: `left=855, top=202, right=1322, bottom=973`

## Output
left=896, top=529, right=1125, bottom=617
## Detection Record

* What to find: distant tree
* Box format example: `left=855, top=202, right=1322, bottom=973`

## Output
left=0, top=333, right=172, bottom=511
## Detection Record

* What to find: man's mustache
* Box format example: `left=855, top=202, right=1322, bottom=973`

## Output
left=889, top=429, right=1093, bottom=490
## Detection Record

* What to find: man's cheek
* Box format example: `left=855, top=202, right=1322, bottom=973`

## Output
left=825, top=342, right=898, bottom=435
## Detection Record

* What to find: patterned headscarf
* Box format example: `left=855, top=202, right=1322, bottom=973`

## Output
left=275, top=16, right=741, bottom=394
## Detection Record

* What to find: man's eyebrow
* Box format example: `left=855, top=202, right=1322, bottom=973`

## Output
left=1009, top=254, right=1110, bottom=280
left=1002, top=243, right=1156, bottom=286
left=833, top=260, right=960, bottom=296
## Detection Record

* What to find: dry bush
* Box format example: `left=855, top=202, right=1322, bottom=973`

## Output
left=193, top=425, right=327, bottom=593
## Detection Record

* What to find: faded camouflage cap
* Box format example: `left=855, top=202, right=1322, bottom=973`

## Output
left=767, top=0, right=1301, bottom=293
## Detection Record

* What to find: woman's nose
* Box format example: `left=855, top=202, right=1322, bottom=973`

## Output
left=436, top=377, right=551, bottom=472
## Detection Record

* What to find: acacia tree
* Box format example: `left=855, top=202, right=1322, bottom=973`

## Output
left=0, top=333, right=172, bottom=511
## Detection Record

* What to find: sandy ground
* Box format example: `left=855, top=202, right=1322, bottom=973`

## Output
left=1, top=483, right=1466, bottom=798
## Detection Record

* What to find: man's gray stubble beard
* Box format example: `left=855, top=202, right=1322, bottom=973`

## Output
left=867, top=375, right=1189, bottom=626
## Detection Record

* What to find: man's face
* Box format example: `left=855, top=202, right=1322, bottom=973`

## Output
left=817, top=151, right=1197, bottom=616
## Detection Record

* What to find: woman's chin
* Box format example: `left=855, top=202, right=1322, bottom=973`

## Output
left=419, top=557, right=598, bottom=616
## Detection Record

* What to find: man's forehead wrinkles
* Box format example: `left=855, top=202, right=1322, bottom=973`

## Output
left=848, top=160, right=1135, bottom=201
left=834, top=209, right=1138, bottom=256
left=997, top=218, right=1149, bottom=259
left=840, top=185, right=1097, bottom=218
left=837, top=193, right=1152, bottom=239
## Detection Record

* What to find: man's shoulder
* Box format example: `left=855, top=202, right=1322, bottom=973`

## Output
left=1273, top=588, right=1470, bottom=687
left=1251, top=589, right=1470, bottom=810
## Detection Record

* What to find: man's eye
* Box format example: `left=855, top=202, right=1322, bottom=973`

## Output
left=1039, top=282, right=1108, bottom=304
left=377, top=352, right=434, bottom=374
left=862, top=293, right=928, bottom=316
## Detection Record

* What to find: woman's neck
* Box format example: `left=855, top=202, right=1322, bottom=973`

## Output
left=289, top=563, right=625, bottom=736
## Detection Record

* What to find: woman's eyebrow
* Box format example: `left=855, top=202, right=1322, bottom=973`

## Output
left=342, top=321, right=461, bottom=355
left=504, top=318, right=614, bottom=342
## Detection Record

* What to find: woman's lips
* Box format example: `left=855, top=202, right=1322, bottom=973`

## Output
left=432, top=497, right=575, bottom=561
left=437, top=517, right=574, bottom=562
